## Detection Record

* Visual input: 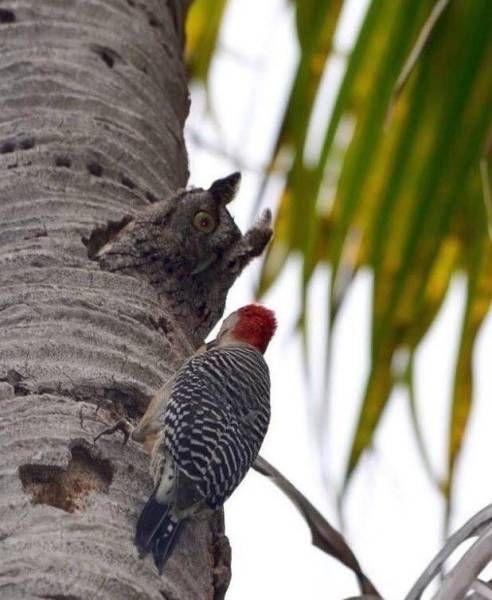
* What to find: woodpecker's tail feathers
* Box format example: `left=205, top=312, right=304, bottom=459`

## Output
left=153, top=517, right=186, bottom=574
left=135, top=487, right=170, bottom=557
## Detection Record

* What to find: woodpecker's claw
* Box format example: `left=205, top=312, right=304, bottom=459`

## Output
left=93, top=418, right=133, bottom=445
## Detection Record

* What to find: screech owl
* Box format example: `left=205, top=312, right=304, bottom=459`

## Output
left=84, top=173, right=272, bottom=343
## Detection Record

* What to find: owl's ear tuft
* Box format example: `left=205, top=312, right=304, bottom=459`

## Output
left=208, top=172, right=241, bottom=205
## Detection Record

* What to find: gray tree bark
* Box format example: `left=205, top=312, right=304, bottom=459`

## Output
left=0, top=1, right=267, bottom=598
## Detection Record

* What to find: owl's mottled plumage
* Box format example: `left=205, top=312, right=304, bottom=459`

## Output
left=84, top=173, right=272, bottom=343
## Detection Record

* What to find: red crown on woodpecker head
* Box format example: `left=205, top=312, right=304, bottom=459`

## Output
left=232, top=304, right=277, bottom=353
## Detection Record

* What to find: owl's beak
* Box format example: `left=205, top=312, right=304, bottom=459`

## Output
left=191, top=252, right=217, bottom=275
left=208, top=172, right=241, bottom=205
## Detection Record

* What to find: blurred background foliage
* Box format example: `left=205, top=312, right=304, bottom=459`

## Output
left=185, top=0, right=492, bottom=529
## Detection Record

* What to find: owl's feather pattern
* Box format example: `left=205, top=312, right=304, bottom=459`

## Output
left=84, top=173, right=273, bottom=344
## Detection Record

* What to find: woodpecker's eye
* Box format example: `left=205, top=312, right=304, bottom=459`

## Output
left=193, top=211, right=216, bottom=233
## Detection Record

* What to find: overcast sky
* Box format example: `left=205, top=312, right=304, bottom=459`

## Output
left=185, top=1, right=492, bottom=597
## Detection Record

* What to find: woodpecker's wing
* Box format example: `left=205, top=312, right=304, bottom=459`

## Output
left=132, top=345, right=209, bottom=447
left=132, top=373, right=177, bottom=444
left=164, top=345, right=270, bottom=510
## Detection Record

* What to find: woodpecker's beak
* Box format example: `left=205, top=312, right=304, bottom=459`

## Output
left=214, top=314, right=237, bottom=340
left=209, top=172, right=241, bottom=205
left=205, top=339, right=218, bottom=350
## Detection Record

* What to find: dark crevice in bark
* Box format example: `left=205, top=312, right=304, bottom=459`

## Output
left=19, top=136, right=36, bottom=150
left=0, top=369, right=28, bottom=396
left=87, top=161, right=103, bottom=177
left=1, top=134, right=36, bottom=153
left=39, top=383, right=149, bottom=419
left=90, top=44, right=123, bottom=70
left=148, top=13, right=160, bottom=28
left=0, top=8, right=16, bottom=24
left=0, top=139, right=16, bottom=154
left=121, top=174, right=136, bottom=189
left=55, top=156, right=71, bottom=168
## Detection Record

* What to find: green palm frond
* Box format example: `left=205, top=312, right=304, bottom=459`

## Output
left=186, top=0, right=492, bottom=520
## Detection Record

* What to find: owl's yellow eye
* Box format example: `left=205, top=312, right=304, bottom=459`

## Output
left=193, top=211, right=216, bottom=233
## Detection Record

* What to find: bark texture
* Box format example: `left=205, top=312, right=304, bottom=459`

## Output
left=0, top=1, right=259, bottom=598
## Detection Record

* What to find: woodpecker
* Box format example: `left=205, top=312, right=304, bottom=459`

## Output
left=134, top=304, right=277, bottom=573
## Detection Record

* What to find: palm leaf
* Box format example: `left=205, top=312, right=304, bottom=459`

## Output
left=185, top=0, right=492, bottom=519
left=343, top=0, right=492, bottom=489
left=186, top=0, right=227, bottom=82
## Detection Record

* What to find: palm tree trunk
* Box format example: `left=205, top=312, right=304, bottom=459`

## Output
left=0, top=1, right=233, bottom=598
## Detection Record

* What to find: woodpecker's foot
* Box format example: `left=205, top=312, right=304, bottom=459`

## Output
left=93, top=418, right=133, bottom=445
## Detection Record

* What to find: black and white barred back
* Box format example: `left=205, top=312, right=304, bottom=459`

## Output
left=164, top=344, right=270, bottom=509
